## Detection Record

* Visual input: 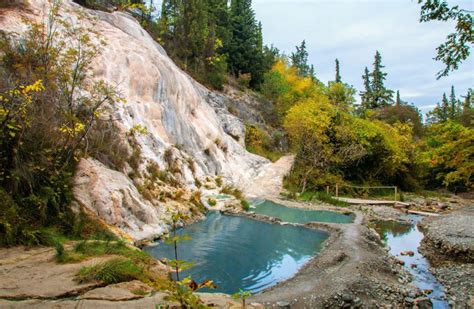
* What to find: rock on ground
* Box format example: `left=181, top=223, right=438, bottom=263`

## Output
left=0, top=246, right=110, bottom=299
left=80, top=280, right=153, bottom=301
left=420, top=206, right=474, bottom=263
left=419, top=206, right=474, bottom=307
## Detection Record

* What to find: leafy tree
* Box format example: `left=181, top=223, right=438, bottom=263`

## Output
left=326, top=82, right=356, bottom=110
left=261, top=59, right=323, bottom=122
left=375, top=91, right=424, bottom=138
left=418, top=0, right=473, bottom=78
left=424, top=121, right=473, bottom=190
left=326, top=59, right=355, bottom=110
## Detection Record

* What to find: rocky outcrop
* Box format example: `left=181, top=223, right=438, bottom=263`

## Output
left=0, top=0, right=269, bottom=241
left=418, top=206, right=474, bottom=307
left=73, top=159, right=169, bottom=241
left=419, top=206, right=474, bottom=263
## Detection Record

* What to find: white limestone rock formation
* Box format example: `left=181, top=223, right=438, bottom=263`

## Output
left=0, top=0, right=269, bottom=241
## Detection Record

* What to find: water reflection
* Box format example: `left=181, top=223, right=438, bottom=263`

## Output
left=253, top=200, right=355, bottom=224
left=373, top=215, right=448, bottom=308
left=145, top=212, right=328, bottom=294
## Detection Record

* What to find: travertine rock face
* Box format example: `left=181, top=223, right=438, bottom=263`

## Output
left=73, top=159, right=168, bottom=241
left=0, top=0, right=269, bottom=241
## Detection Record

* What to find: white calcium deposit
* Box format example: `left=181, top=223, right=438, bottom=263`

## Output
left=0, top=0, right=269, bottom=241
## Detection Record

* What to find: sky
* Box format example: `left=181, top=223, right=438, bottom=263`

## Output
left=252, top=0, right=473, bottom=113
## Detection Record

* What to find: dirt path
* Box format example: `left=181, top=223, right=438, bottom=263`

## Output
left=245, top=155, right=294, bottom=199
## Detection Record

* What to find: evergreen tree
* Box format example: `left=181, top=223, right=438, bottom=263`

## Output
left=370, top=51, right=393, bottom=108
left=396, top=90, right=401, bottom=107
left=360, top=66, right=372, bottom=109
left=204, top=0, right=231, bottom=88
left=158, top=0, right=208, bottom=69
left=460, top=88, right=473, bottom=127
left=427, top=93, right=450, bottom=123
left=226, top=0, right=263, bottom=87
left=290, top=40, right=311, bottom=77
left=335, top=58, right=341, bottom=83
left=448, top=85, right=461, bottom=119
left=309, top=64, right=315, bottom=81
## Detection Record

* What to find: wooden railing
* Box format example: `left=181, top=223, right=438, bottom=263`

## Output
left=330, top=184, right=398, bottom=202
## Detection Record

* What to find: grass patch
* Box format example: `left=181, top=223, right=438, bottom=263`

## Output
left=299, top=191, right=348, bottom=207
left=77, top=257, right=145, bottom=285
left=55, top=239, right=152, bottom=264
left=220, top=185, right=243, bottom=200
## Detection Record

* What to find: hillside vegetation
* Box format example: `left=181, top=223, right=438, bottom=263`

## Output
left=1, top=0, right=472, bottom=247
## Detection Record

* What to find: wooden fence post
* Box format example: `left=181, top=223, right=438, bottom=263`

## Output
left=326, top=186, right=329, bottom=194
left=394, top=187, right=398, bottom=202
left=336, top=184, right=339, bottom=198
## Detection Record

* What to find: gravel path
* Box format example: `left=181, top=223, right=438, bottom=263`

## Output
left=245, top=155, right=294, bottom=199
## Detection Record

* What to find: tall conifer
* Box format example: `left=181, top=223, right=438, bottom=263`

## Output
left=335, top=58, right=341, bottom=83
left=370, top=51, right=393, bottom=108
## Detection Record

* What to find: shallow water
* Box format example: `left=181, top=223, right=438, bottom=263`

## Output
left=252, top=200, right=354, bottom=224
left=145, top=212, right=328, bottom=294
left=374, top=215, right=448, bottom=308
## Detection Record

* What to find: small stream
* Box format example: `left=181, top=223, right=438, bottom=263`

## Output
left=373, top=215, right=449, bottom=308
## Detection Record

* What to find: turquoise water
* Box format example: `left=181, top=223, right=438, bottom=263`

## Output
left=374, top=216, right=448, bottom=308
left=252, top=200, right=354, bottom=224
left=145, top=212, right=328, bottom=294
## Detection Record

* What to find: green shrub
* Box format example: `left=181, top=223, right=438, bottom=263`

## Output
left=207, top=198, right=217, bottom=207
left=220, top=185, right=243, bottom=200
left=245, top=125, right=283, bottom=162
left=240, top=199, right=251, bottom=211
left=0, top=2, right=122, bottom=247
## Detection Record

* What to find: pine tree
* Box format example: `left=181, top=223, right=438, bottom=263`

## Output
left=227, top=0, right=261, bottom=83
left=290, top=40, right=311, bottom=77
left=395, top=90, right=401, bottom=107
left=448, top=85, right=461, bottom=119
left=370, top=50, right=393, bottom=108
left=428, top=93, right=450, bottom=123
left=460, top=88, right=473, bottom=127
left=335, top=58, right=341, bottom=83
left=309, top=64, right=315, bottom=81
left=204, top=0, right=230, bottom=88
left=360, top=66, right=372, bottom=109
left=158, top=0, right=208, bottom=70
